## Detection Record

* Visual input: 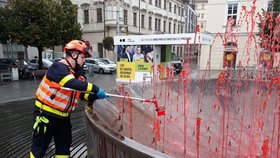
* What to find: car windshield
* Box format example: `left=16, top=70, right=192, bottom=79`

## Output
left=100, top=60, right=110, bottom=64
left=97, top=62, right=105, bottom=65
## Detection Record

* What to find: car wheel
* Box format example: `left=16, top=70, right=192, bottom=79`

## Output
left=99, top=68, right=104, bottom=74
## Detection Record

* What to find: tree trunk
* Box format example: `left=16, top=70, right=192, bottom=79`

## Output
left=37, top=46, right=43, bottom=70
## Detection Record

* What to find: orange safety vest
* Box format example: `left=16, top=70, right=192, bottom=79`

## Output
left=35, top=69, right=83, bottom=115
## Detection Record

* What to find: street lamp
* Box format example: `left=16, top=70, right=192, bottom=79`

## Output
left=103, top=1, right=105, bottom=38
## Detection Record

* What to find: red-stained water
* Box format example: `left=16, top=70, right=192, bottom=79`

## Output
left=107, top=1, right=280, bottom=158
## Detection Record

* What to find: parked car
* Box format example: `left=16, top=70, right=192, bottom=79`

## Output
left=21, top=61, right=36, bottom=78
left=28, top=58, right=53, bottom=69
left=85, top=58, right=116, bottom=74
left=171, top=52, right=183, bottom=73
left=0, top=58, right=36, bottom=78
left=97, top=58, right=116, bottom=64
left=96, top=58, right=117, bottom=70
left=0, top=58, right=18, bottom=71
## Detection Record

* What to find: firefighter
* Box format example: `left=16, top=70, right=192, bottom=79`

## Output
left=30, top=40, right=110, bottom=158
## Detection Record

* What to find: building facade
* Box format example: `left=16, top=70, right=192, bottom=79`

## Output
left=72, top=0, right=187, bottom=59
left=195, top=0, right=207, bottom=32
left=200, top=0, right=269, bottom=70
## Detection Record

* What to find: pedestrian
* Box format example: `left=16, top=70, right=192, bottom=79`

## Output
left=30, top=40, right=110, bottom=158
left=133, top=47, right=144, bottom=62
left=119, top=45, right=133, bottom=62
left=146, top=52, right=153, bottom=63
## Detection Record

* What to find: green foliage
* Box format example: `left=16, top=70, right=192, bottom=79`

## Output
left=0, top=7, right=10, bottom=43
left=0, top=0, right=83, bottom=69
left=258, top=0, right=279, bottom=49
left=102, top=36, right=114, bottom=51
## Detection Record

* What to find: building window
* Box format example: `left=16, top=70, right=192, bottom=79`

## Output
left=164, top=0, right=167, bottom=9
left=149, top=17, right=152, bottom=30
left=182, top=9, right=184, bottom=16
left=201, top=23, right=204, bottom=28
left=124, top=10, right=128, bottom=25
left=178, top=7, right=181, bottom=16
left=174, top=4, right=176, bottom=14
left=158, top=19, right=161, bottom=31
left=178, top=24, right=180, bottom=33
left=149, top=0, right=152, bottom=5
left=97, top=8, right=102, bottom=22
left=155, top=18, right=157, bottom=30
left=180, top=46, right=183, bottom=57
left=169, top=22, right=171, bottom=33
left=173, top=23, right=176, bottom=33
left=227, top=3, right=238, bottom=25
left=154, top=0, right=161, bottom=7
left=163, top=20, right=166, bottom=32
left=201, top=13, right=204, bottom=19
left=133, top=12, right=137, bottom=26
left=169, top=2, right=172, bottom=12
left=84, top=10, right=89, bottom=24
left=181, top=25, right=183, bottom=33
left=141, top=14, right=145, bottom=28
left=202, top=4, right=205, bottom=9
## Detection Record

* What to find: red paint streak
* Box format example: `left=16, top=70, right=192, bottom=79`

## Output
left=271, top=112, right=276, bottom=158
left=277, top=80, right=280, bottom=158
left=129, top=97, right=133, bottom=139
left=154, top=118, right=160, bottom=142
left=262, top=137, right=269, bottom=158
left=196, top=117, right=201, bottom=158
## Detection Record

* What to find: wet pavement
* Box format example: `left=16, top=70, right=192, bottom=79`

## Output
left=0, top=73, right=117, bottom=157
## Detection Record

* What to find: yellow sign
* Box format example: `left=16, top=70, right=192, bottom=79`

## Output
left=226, top=54, right=233, bottom=61
left=264, top=53, right=271, bottom=61
left=117, top=62, right=135, bottom=80
left=135, top=63, right=152, bottom=72
left=120, top=58, right=129, bottom=62
left=135, top=58, right=144, bottom=62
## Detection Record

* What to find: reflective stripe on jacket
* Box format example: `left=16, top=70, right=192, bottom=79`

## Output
left=35, top=70, right=82, bottom=114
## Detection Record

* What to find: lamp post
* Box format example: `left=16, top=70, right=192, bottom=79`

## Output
left=116, top=0, right=120, bottom=36
left=103, top=1, right=105, bottom=38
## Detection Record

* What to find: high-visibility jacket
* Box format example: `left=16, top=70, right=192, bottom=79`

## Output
left=35, top=69, right=82, bottom=116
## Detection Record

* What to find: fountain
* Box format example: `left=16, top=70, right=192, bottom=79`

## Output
left=85, top=1, right=279, bottom=157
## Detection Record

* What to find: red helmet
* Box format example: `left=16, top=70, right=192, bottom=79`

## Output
left=64, top=40, right=91, bottom=58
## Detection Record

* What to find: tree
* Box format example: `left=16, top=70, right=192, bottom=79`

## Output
left=0, top=7, right=11, bottom=44
left=102, top=37, right=114, bottom=51
left=0, top=0, right=83, bottom=69
left=258, top=0, right=280, bottom=50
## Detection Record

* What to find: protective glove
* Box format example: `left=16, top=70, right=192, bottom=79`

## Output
left=96, top=88, right=110, bottom=99
left=33, top=116, right=49, bottom=138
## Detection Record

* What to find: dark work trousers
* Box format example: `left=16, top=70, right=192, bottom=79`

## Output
left=30, top=106, right=72, bottom=158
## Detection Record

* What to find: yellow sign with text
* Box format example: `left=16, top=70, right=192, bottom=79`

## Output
left=117, top=62, right=135, bottom=80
